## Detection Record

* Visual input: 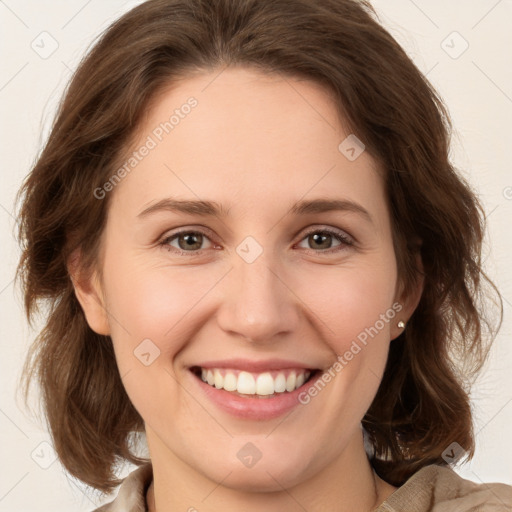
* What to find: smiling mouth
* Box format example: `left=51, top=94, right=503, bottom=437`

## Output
left=190, top=366, right=320, bottom=398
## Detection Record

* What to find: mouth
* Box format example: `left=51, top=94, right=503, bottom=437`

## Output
left=189, top=366, right=321, bottom=399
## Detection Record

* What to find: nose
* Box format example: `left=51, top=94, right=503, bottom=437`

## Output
left=216, top=247, right=300, bottom=344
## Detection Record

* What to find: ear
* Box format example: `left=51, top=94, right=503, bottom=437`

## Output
left=67, top=249, right=111, bottom=336
left=390, top=250, right=424, bottom=340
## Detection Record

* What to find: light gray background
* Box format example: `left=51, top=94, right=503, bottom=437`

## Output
left=1, top=1, right=511, bottom=510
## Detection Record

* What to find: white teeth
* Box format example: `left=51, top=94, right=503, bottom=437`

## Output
left=223, top=372, right=237, bottom=392
left=214, top=369, right=223, bottom=389
left=255, top=372, right=274, bottom=395
left=237, top=371, right=256, bottom=394
left=198, top=368, right=311, bottom=396
left=286, top=372, right=296, bottom=392
left=274, top=373, right=287, bottom=393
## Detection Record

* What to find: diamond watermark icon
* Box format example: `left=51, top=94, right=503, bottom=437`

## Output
left=236, top=236, right=263, bottom=264
left=31, top=441, right=58, bottom=469
left=134, top=338, right=161, bottom=366
left=442, top=441, right=466, bottom=465
left=441, top=31, right=469, bottom=60
left=31, top=31, right=59, bottom=59
left=237, top=442, right=263, bottom=468
left=338, top=134, right=365, bottom=161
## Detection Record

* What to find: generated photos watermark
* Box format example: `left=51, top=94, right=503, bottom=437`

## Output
left=93, top=97, right=198, bottom=199
left=298, top=301, right=403, bottom=404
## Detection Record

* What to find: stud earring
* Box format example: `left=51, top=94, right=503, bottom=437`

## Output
left=397, top=320, right=405, bottom=329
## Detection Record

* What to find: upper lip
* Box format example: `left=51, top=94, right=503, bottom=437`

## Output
left=191, top=358, right=318, bottom=373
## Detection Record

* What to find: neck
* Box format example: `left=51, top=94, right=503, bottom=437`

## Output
left=146, top=429, right=397, bottom=512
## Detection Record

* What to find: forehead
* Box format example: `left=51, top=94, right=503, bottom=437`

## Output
left=109, top=66, right=386, bottom=222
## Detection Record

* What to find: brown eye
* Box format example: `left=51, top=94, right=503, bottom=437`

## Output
left=177, top=232, right=204, bottom=251
left=296, top=228, right=353, bottom=254
left=307, top=232, right=336, bottom=250
left=162, top=230, right=214, bottom=254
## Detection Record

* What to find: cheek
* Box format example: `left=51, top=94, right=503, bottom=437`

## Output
left=301, top=259, right=398, bottom=351
left=99, top=258, right=204, bottom=426
left=101, top=253, right=223, bottom=363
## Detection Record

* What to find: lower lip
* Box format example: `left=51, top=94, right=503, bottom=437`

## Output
left=190, top=369, right=317, bottom=420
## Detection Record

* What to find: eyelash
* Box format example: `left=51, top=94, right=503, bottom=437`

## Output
left=159, top=226, right=354, bottom=257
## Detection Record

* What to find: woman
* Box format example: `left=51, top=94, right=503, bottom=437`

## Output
left=16, top=0, right=512, bottom=510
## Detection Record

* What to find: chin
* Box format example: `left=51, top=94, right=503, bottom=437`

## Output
left=212, top=461, right=310, bottom=493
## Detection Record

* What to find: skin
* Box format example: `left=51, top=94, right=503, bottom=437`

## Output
left=72, top=67, right=423, bottom=511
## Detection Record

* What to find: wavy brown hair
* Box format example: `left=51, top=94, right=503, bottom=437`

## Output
left=16, top=0, right=502, bottom=493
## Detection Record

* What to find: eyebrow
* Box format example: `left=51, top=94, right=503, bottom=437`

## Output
left=137, top=197, right=373, bottom=224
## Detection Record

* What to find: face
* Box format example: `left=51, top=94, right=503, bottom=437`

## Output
left=76, top=67, right=418, bottom=492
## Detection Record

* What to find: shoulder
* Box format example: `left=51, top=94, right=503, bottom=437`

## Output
left=376, top=464, right=512, bottom=512
left=91, top=463, right=153, bottom=512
